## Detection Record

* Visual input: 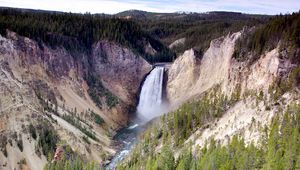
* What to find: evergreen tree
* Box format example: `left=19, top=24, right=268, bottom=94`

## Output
left=158, top=144, right=174, bottom=170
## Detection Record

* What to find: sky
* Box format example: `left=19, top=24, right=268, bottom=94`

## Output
left=0, top=0, right=299, bottom=15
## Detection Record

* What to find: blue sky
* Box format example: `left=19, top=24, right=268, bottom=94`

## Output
left=0, top=0, right=299, bottom=15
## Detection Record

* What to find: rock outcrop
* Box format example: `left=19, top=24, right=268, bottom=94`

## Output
left=167, top=32, right=241, bottom=106
left=167, top=31, right=293, bottom=106
left=167, top=30, right=296, bottom=148
left=92, top=41, right=152, bottom=106
left=167, top=49, right=201, bottom=105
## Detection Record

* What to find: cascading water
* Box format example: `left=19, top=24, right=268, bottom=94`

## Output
left=136, top=66, right=165, bottom=122
left=107, top=66, right=166, bottom=169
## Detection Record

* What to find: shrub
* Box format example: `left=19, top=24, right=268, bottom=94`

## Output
left=62, top=114, right=98, bottom=141
left=105, top=91, right=119, bottom=108
left=86, top=74, right=119, bottom=109
left=82, top=136, right=90, bottom=144
left=0, top=135, right=8, bottom=157
left=90, top=111, right=104, bottom=125
left=17, top=139, right=23, bottom=152
left=3, top=147, right=7, bottom=157
left=36, top=121, right=59, bottom=159
left=28, top=124, right=37, bottom=140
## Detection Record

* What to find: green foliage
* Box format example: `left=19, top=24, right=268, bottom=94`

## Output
left=0, top=8, right=174, bottom=62
left=268, top=66, right=300, bottom=101
left=82, top=136, right=91, bottom=144
left=176, top=146, right=193, bottom=170
left=137, top=12, right=267, bottom=55
left=62, top=114, right=98, bottom=141
left=90, top=111, right=104, bottom=125
left=3, top=146, right=7, bottom=157
left=117, top=99, right=300, bottom=170
left=263, top=104, right=300, bottom=170
left=17, top=138, right=23, bottom=152
left=158, top=144, right=174, bottom=170
left=117, top=86, right=237, bottom=169
left=0, top=135, right=8, bottom=157
left=86, top=74, right=119, bottom=109
left=29, top=123, right=37, bottom=140
left=234, top=12, right=300, bottom=62
left=158, top=86, right=234, bottom=146
left=105, top=91, right=119, bottom=108
left=288, top=66, right=300, bottom=88
left=37, top=120, right=59, bottom=159
left=195, top=137, right=265, bottom=170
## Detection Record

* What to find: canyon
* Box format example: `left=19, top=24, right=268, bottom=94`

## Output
left=0, top=8, right=299, bottom=170
left=0, top=30, right=151, bottom=169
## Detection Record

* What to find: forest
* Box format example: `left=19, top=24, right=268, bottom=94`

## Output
left=116, top=102, right=300, bottom=170
left=0, top=8, right=270, bottom=63
left=131, top=11, right=269, bottom=55
left=0, top=7, right=174, bottom=62
left=234, top=12, right=300, bottom=63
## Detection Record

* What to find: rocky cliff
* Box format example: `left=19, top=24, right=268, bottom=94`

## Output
left=92, top=41, right=152, bottom=106
left=0, top=30, right=151, bottom=169
left=167, top=32, right=241, bottom=105
left=167, top=30, right=297, bottom=147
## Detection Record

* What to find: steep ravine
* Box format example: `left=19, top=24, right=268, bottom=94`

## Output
left=0, top=27, right=298, bottom=170
left=0, top=30, right=151, bottom=169
left=115, top=25, right=300, bottom=169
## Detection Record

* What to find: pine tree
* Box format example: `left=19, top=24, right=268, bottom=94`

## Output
left=158, top=144, right=174, bottom=170
left=264, top=116, right=281, bottom=170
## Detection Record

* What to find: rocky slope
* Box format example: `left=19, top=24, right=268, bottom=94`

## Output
left=92, top=41, right=152, bottom=106
left=0, top=30, right=151, bottom=169
left=167, top=29, right=297, bottom=148
left=167, top=32, right=241, bottom=105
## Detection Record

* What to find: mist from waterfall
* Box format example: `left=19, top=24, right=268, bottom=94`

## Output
left=136, top=66, right=167, bottom=123
left=107, top=66, right=167, bottom=169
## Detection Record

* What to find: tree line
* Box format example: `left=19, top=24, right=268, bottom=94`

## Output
left=0, top=8, right=174, bottom=62
left=234, top=12, right=300, bottom=63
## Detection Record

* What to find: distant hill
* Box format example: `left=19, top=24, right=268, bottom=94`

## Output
left=0, top=7, right=174, bottom=62
left=118, top=10, right=270, bottom=55
left=115, top=9, right=269, bottom=20
left=0, top=7, right=270, bottom=60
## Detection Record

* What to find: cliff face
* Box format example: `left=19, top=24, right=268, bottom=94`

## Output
left=167, top=31, right=293, bottom=106
left=167, top=32, right=241, bottom=106
left=167, top=30, right=297, bottom=147
left=92, top=41, right=152, bottom=105
left=167, top=49, right=201, bottom=105
left=0, top=31, right=151, bottom=169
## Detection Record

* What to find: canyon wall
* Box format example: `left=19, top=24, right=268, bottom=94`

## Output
left=167, top=30, right=296, bottom=148
left=0, top=31, right=151, bottom=169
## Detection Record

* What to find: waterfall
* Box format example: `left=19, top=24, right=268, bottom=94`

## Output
left=137, top=66, right=165, bottom=122
left=107, top=66, right=166, bottom=169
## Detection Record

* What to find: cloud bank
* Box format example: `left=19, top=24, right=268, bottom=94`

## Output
left=0, top=0, right=299, bottom=14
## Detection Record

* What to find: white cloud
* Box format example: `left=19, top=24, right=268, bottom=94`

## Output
left=0, top=0, right=299, bottom=14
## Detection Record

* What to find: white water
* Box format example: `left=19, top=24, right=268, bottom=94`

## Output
left=127, top=124, right=138, bottom=130
left=136, top=66, right=165, bottom=122
left=107, top=66, right=166, bottom=169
